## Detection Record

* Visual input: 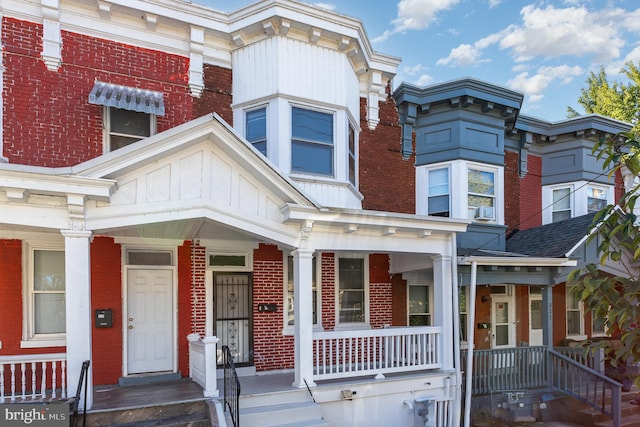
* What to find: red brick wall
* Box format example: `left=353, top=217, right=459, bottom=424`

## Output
left=359, top=87, right=415, bottom=214
left=553, top=284, right=567, bottom=345
left=519, top=154, right=543, bottom=230
left=193, top=65, right=233, bottom=125
left=504, top=150, right=521, bottom=234
left=2, top=17, right=193, bottom=166
left=177, top=241, right=193, bottom=377
left=369, top=254, right=393, bottom=328
left=474, top=286, right=492, bottom=350
left=321, top=252, right=336, bottom=330
left=252, top=244, right=293, bottom=372
left=90, top=237, right=122, bottom=385
left=515, top=286, right=529, bottom=345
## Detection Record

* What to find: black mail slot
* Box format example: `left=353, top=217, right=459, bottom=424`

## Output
left=258, top=304, right=278, bottom=312
left=95, top=309, right=113, bottom=328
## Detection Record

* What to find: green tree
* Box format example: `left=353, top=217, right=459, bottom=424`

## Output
left=567, top=130, right=640, bottom=384
left=567, top=63, right=640, bottom=131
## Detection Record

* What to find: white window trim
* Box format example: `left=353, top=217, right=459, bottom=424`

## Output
left=207, top=251, right=253, bottom=272
left=103, top=106, right=156, bottom=154
left=334, top=254, right=370, bottom=329
left=21, top=239, right=66, bottom=348
left=542, top=181, right=614, bottom=224
left=282, top=253, right=323, bottom=335
left=416, top=160, right=504, bottom=224
left=566, top=286, right=586, bottom=340
left=289, top=102, right=337, bottom=179
left=407, top=281, right=433, bottom=326
left=347, top=120, right=358, bottom=188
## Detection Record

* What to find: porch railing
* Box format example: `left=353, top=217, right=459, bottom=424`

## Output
left=550, top=349, right=621, bottom=426
left=312, top=326, right=441, bottom=381
left=555, top=346, right=605, bottom=373
left=0, top=354, right=67, bottom=403
left=461, top=347, right=621, bottom=426
left=187, top=334, right=219, bottom=397
left=222, top=345, right=241, bottom=427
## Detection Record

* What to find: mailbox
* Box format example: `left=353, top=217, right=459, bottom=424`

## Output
left=95, top=308, right=113, bottom=328
left=257, top=303, right=278, bottom=312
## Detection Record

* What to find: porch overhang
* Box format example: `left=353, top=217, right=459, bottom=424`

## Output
left=457, top=255, right=577, bottom=268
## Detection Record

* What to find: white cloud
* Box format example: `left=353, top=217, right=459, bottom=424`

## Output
left=374, top=0, right=460, bottom=42
left=313, top=3, right=336, bottom=11
left=507, top=65, right=583, bottom=102
left=414, top=74, right=435, bottom=87
left=437, top=43, right=488, bottom=67
left=488, top=0, right=501, bottom=8
left=605, top=45, right=640, bottom=77
left=404, top=64, right=427, bottom=76
left=499, top=5, right=625, bottom=63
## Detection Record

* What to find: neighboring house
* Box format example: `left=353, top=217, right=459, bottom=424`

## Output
left=0, top=1, right=466, bottom=426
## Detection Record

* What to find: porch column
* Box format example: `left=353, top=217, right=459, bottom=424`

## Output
left=542, top=285, right=553, bottom=348
left=432, top=255, right=454, bottom=369
left=61, top=229, right=93, bottom=409
left=292, top=248, right=315, bottom=388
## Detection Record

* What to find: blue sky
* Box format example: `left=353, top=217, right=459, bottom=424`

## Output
left=195, top=0, right=640, bottom=122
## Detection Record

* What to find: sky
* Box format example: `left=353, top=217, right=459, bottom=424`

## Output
left=194, top=0, right=640, bottom=122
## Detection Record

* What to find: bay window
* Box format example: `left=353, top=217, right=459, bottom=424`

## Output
left=291, top=107, right=334, bottom=176
left=246, top=107, right=267, bottom=155
left=428, top=168, right=450, bottom=217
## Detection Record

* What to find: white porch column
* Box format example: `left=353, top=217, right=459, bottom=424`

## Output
left=432, top=255, right=454, bottom=369
left=61, top=229, right=93, bottom=409
left=292, top=248, right=316, bottom=388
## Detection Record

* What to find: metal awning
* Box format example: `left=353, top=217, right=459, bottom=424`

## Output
left=88, top=81, right=165, bottom=116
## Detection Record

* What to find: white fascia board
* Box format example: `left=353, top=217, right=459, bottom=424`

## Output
left=281, top=204, right=470, bottom=234
left=457, top=255, right=577, bottom=267
left=0, top=168, right=116, bottom=199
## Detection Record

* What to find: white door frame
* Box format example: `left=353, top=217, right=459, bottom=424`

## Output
left=122, top=256, right=178, bottom=377
left=528, top=287, right=543, bottom=346
left=491, top=288, right=515, bottom=349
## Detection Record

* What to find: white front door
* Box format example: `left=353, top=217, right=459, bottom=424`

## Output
left=528, top=286, right=543, bottom=346
left=127, top=269, right=174, bottom=374
left=491, top=294, right=515, bottom=349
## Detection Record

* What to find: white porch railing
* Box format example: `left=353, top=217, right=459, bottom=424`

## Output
left=0, top=353, right=67, bottom=403
left=187, top=334, right=219, bottom=397
left=312, top=326, right=442, bottom=381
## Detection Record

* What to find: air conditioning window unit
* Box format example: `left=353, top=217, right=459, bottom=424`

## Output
left=475, top=206, right=495, bottom=221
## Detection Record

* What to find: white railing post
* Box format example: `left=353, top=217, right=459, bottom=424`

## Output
left=187, top=333, right=200, bottom=382
left=202, top=336, right=219, bottom=397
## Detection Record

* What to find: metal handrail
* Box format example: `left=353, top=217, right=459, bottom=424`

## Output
left=222, top=345, right=241, bottom=427
left=549, top=349, right=621, bottom=426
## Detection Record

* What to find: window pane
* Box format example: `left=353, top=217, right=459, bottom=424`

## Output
left=409, top=315, right=430, bottom=326
left=287, top=256, right=317, bottom=325
left=409, top=286, right=429, bottom=315
left=339, top=258, right=365, bottom=323
left=291, top=107, right=334, bottom=176
left=348, top=125, right=356, bottom=185
left=468, top=195, right=494, bottom=208
left=34, top=251, right=65, bottom=291
left=428, top=194, right=449, bottom=216
left=588, top=187, right=608, bottom=212
left=567, top=311, right=581, bottom=335
left=468, top=170, right=494, bottom=195
left=209, top=255, right=246, bottom=267
left=35, top=293, right=65, bottom=334
left=530, top=300, right=542, bottom=330
left=246, top=108, right=267, bottom=155
left=110, top=108, right=150, bottom=136
left=292, top=108, right=332, bottom=143
left=128, top=251, right=172, bottom=266
left=110, top=135, right=141, bottom=151
left=553, top=188, right=571, bottom=210
left=552, top=210, right=572, bottom=222
left=428, top=169, right=449, bottom=195
left=495, top=324, right=509, bottom=346
left=593, top=315, right=606, bottom=334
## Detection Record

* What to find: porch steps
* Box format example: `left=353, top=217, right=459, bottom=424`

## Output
left=229, top=389, right=329, bottom=427
left=84, top=399, right=210, bottom=427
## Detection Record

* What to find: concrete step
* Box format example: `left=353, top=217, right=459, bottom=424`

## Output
left=233, top=401, right=326, bottom=427
left=238, top=388, right=313, bottom=409
left=84, top=400, right=210, bottom=426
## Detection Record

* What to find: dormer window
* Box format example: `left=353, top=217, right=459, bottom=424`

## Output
left=291, top=107, right=334, bottom=176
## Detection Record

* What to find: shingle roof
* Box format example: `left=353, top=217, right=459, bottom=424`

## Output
left=506, top=212, right=598, bottom=257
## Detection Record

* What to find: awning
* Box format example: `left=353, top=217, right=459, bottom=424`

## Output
left=88, top=81, right=165, bottom=116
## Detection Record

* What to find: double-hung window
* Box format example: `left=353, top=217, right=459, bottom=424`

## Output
left=566, top=286, right=584, bottom=337
left=291, top=107, right=334, bottom=176
left=587, top=186, right=608, bottom=212
left=552, top=187, right=572, bottom=222
left=468, top=168, right=495, bottom=220
left=409, top=284, right=431, bottom=326
left=107, top=108, right=154, bottom=151
left=459, top=287, right=468, bottom=342
left=246, top=107, right=267, bottom=156
left=428, top=168, right=450, bottom=217
left=348, top=124, right=356, bottom=185
left=337, top=257, right=367, bottom=324
left=23, top=246, right=66, bottom=347
left=286, top=255, right=318, bottom=326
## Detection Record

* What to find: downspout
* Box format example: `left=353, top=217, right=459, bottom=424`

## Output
left=451, top=234, right=462, bottom=427
left=463, top=260, right=478, bottom=427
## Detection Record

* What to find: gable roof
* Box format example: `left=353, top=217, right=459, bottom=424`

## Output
left=506, top=212, right=597, bottom=258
